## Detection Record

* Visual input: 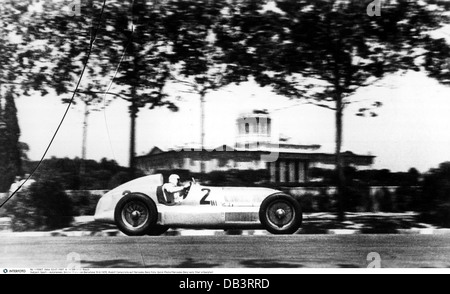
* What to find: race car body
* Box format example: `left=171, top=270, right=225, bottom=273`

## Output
left=94, top=174, right=303, bottom=236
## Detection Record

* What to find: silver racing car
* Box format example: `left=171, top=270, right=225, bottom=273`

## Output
left=94, top=174, right=303, bottom=236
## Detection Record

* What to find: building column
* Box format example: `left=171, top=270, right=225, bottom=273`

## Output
left=279, top=161, right=286, bottom=183
left=183, top=158, right=191, bottom=170
left=269, top=162, right=276, bottom=183
left=289, top=161, right=296, bottom=183
left=298, top=161, right=305, bottom=183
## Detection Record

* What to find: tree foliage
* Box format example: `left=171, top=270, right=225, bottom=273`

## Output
left=162, top=0, right=245, bottom=150
left=22, top=157, right=131, bottom=190
left=216, top=0, right=446, bottom=221
left=0, top=1, right=55, bottom=191
left=29, top=0, right=183, bottom=172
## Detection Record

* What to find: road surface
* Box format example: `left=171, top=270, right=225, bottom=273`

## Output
left=1, top=234, right=450, bottom=268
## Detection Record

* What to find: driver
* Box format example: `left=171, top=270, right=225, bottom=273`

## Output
left=163, top=174, right=191, bottom=204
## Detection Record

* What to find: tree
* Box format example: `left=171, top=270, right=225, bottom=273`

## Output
left=29, top=1, right=116, bottom=178
left=424, top=13, right=450, bottom=90
left=218, top=0, right=443, bottom=221
left=27, top=1, right=181, bottom=175
left=22, top=157, right=129, bottom=190
left=3, top=88, right=22, bottom=179
left=0, top=1, right=52, bottom=191
left=103, top=0, right=179, bottom=174
left=0, top=1, right=50, bottom=93
left=166, top=1, right=223, bottom=147
left=163, top=0, right=241, bottom=172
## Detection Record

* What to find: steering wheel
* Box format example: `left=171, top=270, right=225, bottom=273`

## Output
left=181, top=180, right=193, bottom=199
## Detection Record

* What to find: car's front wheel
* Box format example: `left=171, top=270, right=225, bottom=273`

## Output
left=114, top=193, right=157, bottom=236
left=259, top=193, right=302, bottom=234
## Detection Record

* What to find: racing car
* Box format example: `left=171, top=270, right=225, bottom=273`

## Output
left=94, top=174, right=303, bottom=236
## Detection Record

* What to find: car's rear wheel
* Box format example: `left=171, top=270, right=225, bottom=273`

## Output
left=114, top=193, right=157, bottom=236
left=146, top=225, right=169, bottom=236
left=259, top=193, right=302, bottom=234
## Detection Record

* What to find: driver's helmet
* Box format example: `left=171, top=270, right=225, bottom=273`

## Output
left=168, top=174, right=180, bottom=185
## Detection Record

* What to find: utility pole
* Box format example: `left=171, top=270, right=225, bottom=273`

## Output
left=200, top=93, right=205, bottom=150
left=80, top=100, right=89, bottom=176
left=200, top=91, right=206, bottom=174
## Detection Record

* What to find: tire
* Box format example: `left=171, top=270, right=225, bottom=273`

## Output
left=259, top=193, right=302, bottom=234
left=146, top=225, right=169, bottom=236
left=114, top=193, right=158, bottom=236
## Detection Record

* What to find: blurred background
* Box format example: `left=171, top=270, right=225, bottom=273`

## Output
left=1, top=0, right=450, bottom=233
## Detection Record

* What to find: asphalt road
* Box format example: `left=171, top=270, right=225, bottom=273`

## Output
left=1, top=235, right=450, bottom=268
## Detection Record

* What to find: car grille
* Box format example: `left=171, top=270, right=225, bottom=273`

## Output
left=225, top=212, right=259, bottom=222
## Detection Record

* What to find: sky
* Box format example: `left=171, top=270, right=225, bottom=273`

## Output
left=14, top=69, right=450, bottom=173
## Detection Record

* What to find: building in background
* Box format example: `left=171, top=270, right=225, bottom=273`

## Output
left=136, top=110, right=374, bottom=184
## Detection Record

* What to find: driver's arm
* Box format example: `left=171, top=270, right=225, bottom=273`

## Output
left=164, top=185, right=186, bottom=193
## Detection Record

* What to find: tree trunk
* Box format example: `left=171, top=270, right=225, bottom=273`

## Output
left=335, top=94, right=346, bottom=222
left=198, top=88, right=209, bottom=174
left=200, top=92, right=205, bottom=150
left=200, top=91, right=206, bottom=174
left=129, top=86, right=138, bottom=176
left=80, top=101, right=89, bottom=176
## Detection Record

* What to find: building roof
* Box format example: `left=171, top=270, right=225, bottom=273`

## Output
left=137, top=144, right=375, bottom=166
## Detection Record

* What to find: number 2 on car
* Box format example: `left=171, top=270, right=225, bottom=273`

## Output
left=200, top=188, right=211, bottom=205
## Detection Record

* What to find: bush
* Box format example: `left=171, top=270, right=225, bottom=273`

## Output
left=107, top=170, right=145, bottom=189
left=68, top=190, right=102, bottom=216
left=23, top=157, right=130, bottom=190
left=395, top=186, right=421, bottom=211
left=417, top=162, right=450, bottom=227
left=344, top=184, right=369, bottom=212
left=3, top=179, right=74, bottom=231
left=316, top=188, right=332, bottom=212
left=295, top=193, right=316, bottom=212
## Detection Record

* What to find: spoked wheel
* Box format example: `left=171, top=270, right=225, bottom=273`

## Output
left=259, top=193, right=302, bottom=234
left=114, top=193, right=157, bottom=236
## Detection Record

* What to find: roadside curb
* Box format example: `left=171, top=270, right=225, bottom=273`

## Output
left=0, top=230, right=124, bottom=237
left=326, top=229, right=360, bottom=235
left=2, top=228, right=450, bottom=237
